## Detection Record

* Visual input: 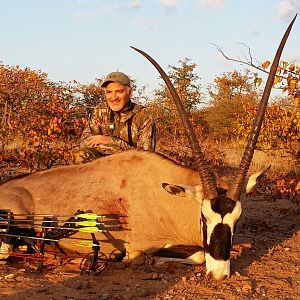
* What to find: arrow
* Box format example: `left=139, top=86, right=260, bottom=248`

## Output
left=74, top=213, right=122, bottom=220
left=1, top=219, right=104, bottom=227
left=0, top=213, right=120, bottom=220
left=2, top=223, right=108, bottom=233
left=0, top=233, right=98, bottom=248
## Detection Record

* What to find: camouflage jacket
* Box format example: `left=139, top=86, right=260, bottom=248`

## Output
left=80, top=100, right=156, bottom=155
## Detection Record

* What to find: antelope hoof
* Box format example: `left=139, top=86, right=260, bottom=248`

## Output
left=126, top=250, right=146, bottom=265
left=0, top=242, right=13, bottom=260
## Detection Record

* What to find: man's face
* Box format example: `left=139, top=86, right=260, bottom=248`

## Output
left=104, top=82, right=132, bottom=112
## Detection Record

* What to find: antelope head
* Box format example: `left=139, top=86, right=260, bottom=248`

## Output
left=131, top=15, right=296, bottom=280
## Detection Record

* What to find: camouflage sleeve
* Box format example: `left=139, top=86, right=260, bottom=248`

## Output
left=136, top=111, right=156, bottom=152
left=93, top=137, right=133, bottom=155
left=80, top=112, right=132, bottom=155
left=80, top=126, right=133, bottom=156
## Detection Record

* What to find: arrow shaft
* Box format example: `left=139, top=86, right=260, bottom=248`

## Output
left=0, top=233, right=98, bottom=247
left=0, top=219, right=103, bottom=226
left=0, top=213, right=119, bottom=219
left=1, top=223, right=107, bottom=233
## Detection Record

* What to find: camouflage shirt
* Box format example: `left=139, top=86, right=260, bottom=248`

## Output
left=80, top=100, right=156, bottom=155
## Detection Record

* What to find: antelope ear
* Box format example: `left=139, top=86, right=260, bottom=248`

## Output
left=245, top=165, right=271, bottom=194
left=162, top=183, right=201, bottom=200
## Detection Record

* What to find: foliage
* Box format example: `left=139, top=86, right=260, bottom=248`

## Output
left=234, top=102, right=300, bottom=154
left=204, top=70, right=260, bottom=140
left=251, top=172, right=300, bottom=202
left=1, top=56, right=299, bottom=178
left=257, top=60, right=300, bottom=108
left=0, top=65, right=87, bottom=169
left=154, top=58, right=203, bottom=112
left=74, top=79, right=105, bottom=117
left=150, top=58, right=204, bottom=146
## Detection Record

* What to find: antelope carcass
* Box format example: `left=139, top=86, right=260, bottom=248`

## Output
left=0, top=15, right=296, bottom=280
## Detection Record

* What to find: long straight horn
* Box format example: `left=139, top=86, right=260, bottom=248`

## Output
left=131, top=46, right=217, bottom=200
left=227, top=14, right=297, bottom=201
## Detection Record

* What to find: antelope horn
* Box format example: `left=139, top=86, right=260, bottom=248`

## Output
left=131, top=46, right=217, bottom=200
left=227, top=14, right=297, bottom=201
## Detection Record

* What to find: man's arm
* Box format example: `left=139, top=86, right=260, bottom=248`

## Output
left=80, top=108, right=134, bottom=155
left=84, top=134, right=133, bottom=155
left=136, top=112, right=156, bottom=152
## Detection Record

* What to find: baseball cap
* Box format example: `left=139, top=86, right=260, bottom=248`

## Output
left=101, top=71, right=131, bottom=87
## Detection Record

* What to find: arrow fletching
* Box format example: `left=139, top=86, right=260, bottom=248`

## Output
left=76, top=213, right=101, bottom=219
left=0, top=212, right=120, bottom=220
left=74, top=220, right=97, bottom=227
left=77, top=226, right=108, bottom=233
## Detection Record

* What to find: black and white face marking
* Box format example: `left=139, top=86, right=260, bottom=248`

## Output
left=201, top=193, right=242, bottom=280
left=162, top=182, right=242, bottom=280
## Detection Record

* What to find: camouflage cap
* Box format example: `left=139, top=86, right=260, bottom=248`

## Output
left=101, top=71, right=131, bottom=87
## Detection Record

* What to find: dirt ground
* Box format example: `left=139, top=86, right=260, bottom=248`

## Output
left=0, top=192, right=299, bottom=300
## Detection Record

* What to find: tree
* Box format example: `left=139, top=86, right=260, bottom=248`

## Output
left=0, top=64, right=86, bottom=169
left=150, top=58, right=204, bottom=146
left=74, top=80, right=105, bottom=118
left=234, top=101, right=300, bottom=154
left=204, top=70, right=260, bottom=140
left=154, top=58, right=203, bottom=113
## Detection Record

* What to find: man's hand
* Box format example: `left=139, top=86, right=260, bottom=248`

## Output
left=86, top=135, right=114, bottom=147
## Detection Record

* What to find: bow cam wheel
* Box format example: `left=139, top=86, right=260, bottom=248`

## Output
left=80, top=251, right=108, bottom=275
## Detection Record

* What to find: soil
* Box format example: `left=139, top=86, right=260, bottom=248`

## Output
left=0, top=193, right=299, bottom=300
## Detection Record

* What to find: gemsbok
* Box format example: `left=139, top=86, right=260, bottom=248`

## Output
left=0, top=16, right=296, bottom=280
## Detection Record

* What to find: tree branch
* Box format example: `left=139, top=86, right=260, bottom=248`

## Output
left=208, top=42, right=269, bottom=75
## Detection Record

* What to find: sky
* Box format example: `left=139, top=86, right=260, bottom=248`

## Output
left=0, top=0, right=300, bottom=100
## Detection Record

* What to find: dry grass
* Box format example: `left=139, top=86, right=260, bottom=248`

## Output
left=219, top=140, right=299, bottom=176
left=156, top=139, right=299, bottom=177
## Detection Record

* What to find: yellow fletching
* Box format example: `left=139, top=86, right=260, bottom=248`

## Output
left=76, top=220, right=97, bottom=227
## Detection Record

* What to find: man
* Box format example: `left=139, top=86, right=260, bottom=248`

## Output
left=75, top=71, right=156, bottom=164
